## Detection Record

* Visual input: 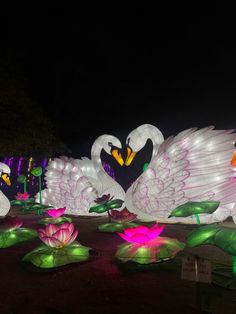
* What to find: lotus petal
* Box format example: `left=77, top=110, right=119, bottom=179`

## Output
left=41, top=236, right=62, bottom=247
left=47, top=207, right=66, bottom=219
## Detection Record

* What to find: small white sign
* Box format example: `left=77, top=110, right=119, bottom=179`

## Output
left=181, top=256, right=212, bottom=283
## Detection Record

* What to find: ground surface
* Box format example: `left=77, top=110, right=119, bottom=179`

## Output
left=0, top=207, right=236, bottom=314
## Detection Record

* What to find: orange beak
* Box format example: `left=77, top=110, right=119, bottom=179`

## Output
left=125, top=147, right=137, bottom=166
left=231, top=151, right=236, bottom=166
left=1, top=173, right=11, bottom=186
left=111, top=149, right=124, bottom=166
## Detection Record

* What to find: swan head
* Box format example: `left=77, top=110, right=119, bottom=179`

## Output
left=91, top=135, right=124, bottom=166
left=125, top=124, right=164, bottom=166
left=0, top=162, right=11, bottom=186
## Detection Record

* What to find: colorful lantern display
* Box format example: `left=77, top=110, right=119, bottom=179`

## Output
left=35, top=135, right=126, bottom=216
left=38, top=207, right=72, bottom=225
left=23, top=222, right=90, bottom=268
left=124, top=124, right=236, bottom=224
left=187, top=224, right=236, bottom=289
left=115, top=224, right=185, bottom=264
left=0, top=216, right=37, bottom=248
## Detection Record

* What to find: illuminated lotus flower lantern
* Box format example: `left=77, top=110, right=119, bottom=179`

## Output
left=187, top=224, right=236, bottom=289
left=11, top=191, right=35, bottom=212
left=0, top=216, right=37, bottom=248
left=38, top=207, right=72, bottom=225
left=23, top=222, right=91, bottom=268
left=115, top=224, right=185, bottom=264
left=15, top=192, right=30, bottom=201
left=98, top=208, right=139, bottom=232
left=90, top=195, right=138, bottom=232
left=110, top=208, right=137, bottom=223
left=0, top=216, right=23, bottom=230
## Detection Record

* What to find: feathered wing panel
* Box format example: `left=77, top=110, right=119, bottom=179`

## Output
left=126, top=127, right=236, bottom=223
left=36, top=157, right=100, bottom=215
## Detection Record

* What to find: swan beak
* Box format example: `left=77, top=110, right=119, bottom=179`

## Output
left=1, top=173, right=11, bottom=186
left=125, top=147, right=137, bottom=166
left=231, top=151, right=236, bottom=166
left=111, top=149, right=124, bottom=166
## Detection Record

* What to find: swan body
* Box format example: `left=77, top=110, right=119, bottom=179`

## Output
left=0, top=162, right=11, bottom=217
left=125, top=124, right=236, bottom=224
left=37, top=135, right=126, bottom=215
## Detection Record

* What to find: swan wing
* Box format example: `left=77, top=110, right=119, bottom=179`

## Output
left=36, top=156, right=101, bottom=215
left=126, top=127, right=236, bottom=223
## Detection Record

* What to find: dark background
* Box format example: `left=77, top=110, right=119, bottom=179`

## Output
left=3, top=6, right=236, bottom=159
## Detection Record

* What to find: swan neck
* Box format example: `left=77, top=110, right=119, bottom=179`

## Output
left=91, top=138, right=104, bottom=168
left=144, top=126, right=164, bottom=158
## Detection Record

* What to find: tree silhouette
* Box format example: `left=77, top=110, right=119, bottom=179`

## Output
left=0, top=57, right=69, bottom=157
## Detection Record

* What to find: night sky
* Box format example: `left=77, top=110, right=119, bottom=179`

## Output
left=4, top=7, right=236, bottom=160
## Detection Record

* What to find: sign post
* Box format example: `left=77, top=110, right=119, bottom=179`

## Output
left=182, top=255, right=212, bottom=312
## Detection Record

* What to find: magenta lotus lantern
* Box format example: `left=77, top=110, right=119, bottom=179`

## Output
left=117, top=224, right=165, bottom=245
left=38, top=207, right=72, bottom=225
left=47, top=207, right=66, bottom=219
left=15, top=192, right=31, bottom=201
left=116, top=223, right=185, bottom=264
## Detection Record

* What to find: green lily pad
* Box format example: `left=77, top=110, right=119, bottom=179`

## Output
left=17, top=175, right=27, bottom=183
left=28, top=203, right=52, bottom=210
left=0, top=228, right=37, bottom=248
left=187, top=224, right=236, bottom=256
left=31, top=167, right=42, bottom=177
left=169, top=201, right=220, bottom=218
left=11, top=198, right=35, bottom=206
left=89, top=203, right=107, bottom=214
left=11, top=200, right=25, bottom=206
left=98, top=222, right=139, bottom=233
left=115, top=237, right=185, bottom=264
left=38, top=216, right=72, bottom=225
left=106, top=199, right=124, bottom=209
left=89, top=199, right=124, bottom=214
left=25, top=198, right=35, bottom=203
left=22, top=242, right=90, bottom=268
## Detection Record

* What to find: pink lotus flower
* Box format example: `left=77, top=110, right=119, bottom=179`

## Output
left=118, top=224, right=165, bottom=245
left=15, top=192, right=30, bottom=201
left=0, top=215, right=23, bottom=231
left=47, top=207, right=66, bottom=219
left=110, top=208, right=137, bottom=223
left=38, top=223, right=78, bottom=248
left=95, top=194, right=113, bottom=204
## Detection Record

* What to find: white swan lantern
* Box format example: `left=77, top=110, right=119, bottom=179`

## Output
left=38, top=135, right=126, bottom=215
left=0, top=162, right=11, bottom=216
left=124, top=124, right=236, bottom=224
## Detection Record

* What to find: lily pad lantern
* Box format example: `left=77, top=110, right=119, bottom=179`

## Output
left=169, top=201, right=220, bottom=225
